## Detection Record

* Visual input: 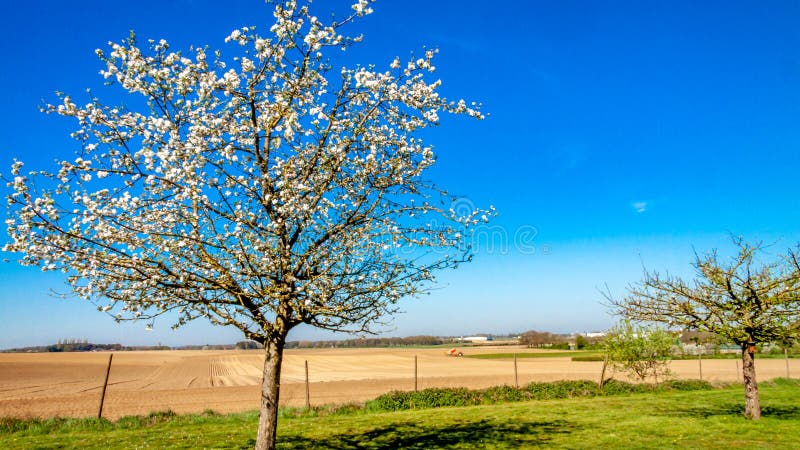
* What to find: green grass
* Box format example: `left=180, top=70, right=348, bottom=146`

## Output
left=467, top=351, right=798, bottom=361
left=571, top=354, right=606, bottom=361
left=672, top=353, right=799, bottom=360
left=464, top=350, right=602, bottom=360
left=2, top=379, right=799, bottom=449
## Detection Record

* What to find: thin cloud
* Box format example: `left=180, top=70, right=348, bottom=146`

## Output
left=631, top=201, right=648, bottom=213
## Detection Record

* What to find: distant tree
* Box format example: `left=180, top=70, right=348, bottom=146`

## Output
left=578, top=335, right=605, bottom=350
left=3, top=1, right=488, bottom=448
left=520, top=330, right=567, bottom=348
left=603, top=320, right=675, bottom=383
left=678, top=330, right=719, bottom=345
left=609, top=239, right=800, bottom=419
left=236, top=340, right=264, bottom=350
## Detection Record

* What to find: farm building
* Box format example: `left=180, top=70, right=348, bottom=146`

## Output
left=458, top=336, right=494, bottom=343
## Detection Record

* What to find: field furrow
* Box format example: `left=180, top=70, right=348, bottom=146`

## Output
left=1, top=347, right=797, bottom=419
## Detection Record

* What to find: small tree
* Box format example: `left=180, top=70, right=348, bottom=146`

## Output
left=604, top=320, right=674, bottom=383
left=3, top=1, right=488, bottom=448
left=610, top=239, right=800, bottom=419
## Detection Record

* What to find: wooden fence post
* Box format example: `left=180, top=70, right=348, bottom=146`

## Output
left=97, top=353, right=113, bottom=419
left=414, top=355, right=418, bottom=392
left=304, top=360, right=310, bottom=409
left=599, top=354, right=609, bottom=389
left=698, top=352, right=703, bottom=381
left=513, top=353, right=518, bottom=388
left=786, top=348, right=791, bottom=379
left=736, top=360, right=740, bottom=383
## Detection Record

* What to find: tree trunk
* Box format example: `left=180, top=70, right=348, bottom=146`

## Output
left=741, top=344, right=761, bottom=420
left=255, top=334, right=286, bottom=450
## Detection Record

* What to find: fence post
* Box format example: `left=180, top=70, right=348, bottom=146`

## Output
left=786, top=348, right=791, bottom=379
left=304, top=360, right=310, bottom=409
left=698, top=352, right=703, bottom=381
left=414, top=355, right=418, bottom=392
left=736, top=360, right=740, bottom=383
left=513, top=353, right=518, bottom=388
left=599, top=354, right=609, bottom=389
left=97, top=353, right=113, bottom=419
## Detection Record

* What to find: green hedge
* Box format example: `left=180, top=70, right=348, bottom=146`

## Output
left=365, top=379, right=715, bottom=412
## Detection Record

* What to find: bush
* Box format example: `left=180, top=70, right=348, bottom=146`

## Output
left=366, top=379, right=720, bottom=413
left=278, top=402, right=366, bottom=419
left=365, top=388, right=481, bottom=411
left=524, top=380, right=599, bottom=400
left=605, top=321, right=674, bottom=382
left=660, top=379, right=715, bottom=391
left=364, top=378, right=722, bottom=412
left=599, top=378, right=714, bottom=395
left=116, top=410, right=177, bottom=428
left=353, top=378, right=715, bottom=414
left=600, top=379, right=649, bottom=395
left=481, top=385, right=530, bottom=403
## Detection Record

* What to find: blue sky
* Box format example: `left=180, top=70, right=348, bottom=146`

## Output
left=1, top=0, right=799, bottom=348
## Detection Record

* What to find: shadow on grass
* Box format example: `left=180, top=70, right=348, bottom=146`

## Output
left=662, top=404, right=800, bottom=420
left=760, top=406, right=800, bottom=419
left=271, top=419, right=575, bottom=449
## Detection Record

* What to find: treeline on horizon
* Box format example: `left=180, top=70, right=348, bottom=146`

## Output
left=4, top=333, right=543, bottom=353
left=518, top=329, right=734, bottom=350
left=1, top=340, right=256, bottom=353
left=284, top=335, right=446, bottom=349
left=1, top=336, right=453, bottom=353
left=3, top=342, right=126, bottom=353
left=519, top=329, right=800, bottom=355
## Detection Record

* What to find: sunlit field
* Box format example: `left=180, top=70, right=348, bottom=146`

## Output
left=2, top=346, right=797, bottom=419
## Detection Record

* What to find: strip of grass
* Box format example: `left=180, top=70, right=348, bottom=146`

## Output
left=465, top=351, right=601, bottom=359
left=2, top=379, right=798, bottom=449
left=471, top=351, right=798, bottom=361
left=672, top=353, right=799, bottom=360
left=571, top=354, right=606, bottom=361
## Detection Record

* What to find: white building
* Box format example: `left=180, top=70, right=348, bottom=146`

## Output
left=458, top=336, right=494, bottom=342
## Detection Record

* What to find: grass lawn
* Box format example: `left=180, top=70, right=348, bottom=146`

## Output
left=672, top=353, right=799, bottom=360
left=468, top=351, right=797, bottom=362
left=2, top=380, right=799, bottom=449
left=464, top=351, right=601, bottom=360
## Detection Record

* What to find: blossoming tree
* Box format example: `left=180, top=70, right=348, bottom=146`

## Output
left=4, top=1, right=488, bottom=447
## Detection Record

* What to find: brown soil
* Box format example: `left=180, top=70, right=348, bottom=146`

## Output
left=0, top=347, right=795, bottom=419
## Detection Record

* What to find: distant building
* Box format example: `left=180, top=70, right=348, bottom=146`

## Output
left=458, top=335, right=494, bottom=342
left=582, top=332, right=606, bottom=338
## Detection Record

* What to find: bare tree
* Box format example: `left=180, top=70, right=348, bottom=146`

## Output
left=609, top=238, right=800, bottom=419
left=3, top=1, right=488, bottom=448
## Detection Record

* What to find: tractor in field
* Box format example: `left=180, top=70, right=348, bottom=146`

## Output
left=446, top=348, right=464, bottom=357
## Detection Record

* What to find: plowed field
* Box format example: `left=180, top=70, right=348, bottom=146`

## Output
left=1, top=347, right=796, bottom=419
